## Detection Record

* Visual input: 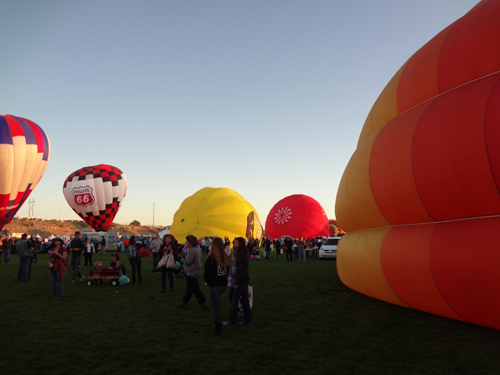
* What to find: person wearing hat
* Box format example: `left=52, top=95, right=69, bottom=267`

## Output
left=177, top=235, right=209, bottom=310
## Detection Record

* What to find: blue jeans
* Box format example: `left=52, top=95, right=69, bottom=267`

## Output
left=209, top=285, right=226, bottom=323
left=4, top=248, right=11, bottom=264
left=17, top=257, right=30, bottom=281
left=160, top=267, right=175, bottom=291
left=50, top=269, right=64, bottom=297
left=28, top=258, right=35, bottom=279
left=72, top=252, right=83, bottom=280
left=129, top=256, right=142, bottom=282
left=152, top=252, right=159, bottom=268
left=228, top=281, right=252, bottom=324
left=298, top=248, right=306, bottom=262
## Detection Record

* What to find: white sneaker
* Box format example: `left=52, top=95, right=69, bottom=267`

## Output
left=80, top=276, right=85, bottom=282
left=71, top=280, right=75, bottom=283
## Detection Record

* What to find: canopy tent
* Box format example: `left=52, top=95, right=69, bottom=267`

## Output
left=158, top=229, right=170, bottom=238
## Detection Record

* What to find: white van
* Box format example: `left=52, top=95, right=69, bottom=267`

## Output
left=319, top=237, right=341, bottom=259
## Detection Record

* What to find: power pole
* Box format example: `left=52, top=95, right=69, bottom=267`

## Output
left=152, top=202, right=155, bottom=227
left=28, top=199, right=35, bottom=219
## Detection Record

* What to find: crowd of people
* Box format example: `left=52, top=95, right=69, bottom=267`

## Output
left=1, top=230, right=331, bottom=336
left=1, top=233, right=40, bottom=282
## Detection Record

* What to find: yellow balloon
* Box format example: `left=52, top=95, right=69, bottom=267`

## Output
left=170, top=187, right=264, bottom=240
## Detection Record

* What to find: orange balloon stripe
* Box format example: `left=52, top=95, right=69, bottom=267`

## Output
left=431, top=217, right=500, bottom=330
left=336, top=230, right=374, bottom=298
left=412, top=73, right=500, bottom=221
left=396, top=26, right=450, bottom=113
left=381, top=224, right=464, bottom=321
left=484, top=77, right=500, bottom=191
left=438, top=0, right=500, bottom=92
left=370, top=101, right=433, bottom=225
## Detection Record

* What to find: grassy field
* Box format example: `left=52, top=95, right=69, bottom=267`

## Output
left=1, top=251, right=500, bottom=375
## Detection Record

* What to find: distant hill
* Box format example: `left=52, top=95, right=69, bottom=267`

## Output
left=1, top=219, right=164, bottom=238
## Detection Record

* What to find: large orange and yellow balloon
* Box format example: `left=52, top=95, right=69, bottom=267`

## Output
left=170, top=187, right=264, bottom=240
left=0, top=115, right=50, bottom=230
left=336, top=0, right=500, bottom=329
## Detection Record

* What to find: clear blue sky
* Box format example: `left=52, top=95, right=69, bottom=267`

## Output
left=0, top=0, right=479, bottom=227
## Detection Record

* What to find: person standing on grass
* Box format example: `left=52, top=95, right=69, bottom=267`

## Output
left=70, top=231, right=85, bottom=283
left=15, top=234, right=31, bottom=282
left=204, top=237, right=228, bottom=335
left=264, top=237, right=272, bottom=260
left=27, top=236, right=39, bottom=280
left=3, top=234, right=13, bottom=265
left=224, top=237, right=252, bottom=326
left=201, top=237, right=207, bottom=254
left=151, top=234, right=162, bottom=269
left=99, top=236, right=106, bottom=255
left=298, top=239, right=306, bottom=263
left=227, top=237, right=244, bottom=303
left=48, top=238, right=67, bottom=298
left=177, top=235, right=209, bottom=310
left=158, top=234, right=179, bottom=292
left=284, top=237, right=293, bottom=262
left=84, top=238, right=95, bottom=266
left=126, top=235, right=142, bottom=283
left=275, top=238, right=282, bottom=258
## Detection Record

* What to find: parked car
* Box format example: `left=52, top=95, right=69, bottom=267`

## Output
left=319, top=237, right=341, bottom=259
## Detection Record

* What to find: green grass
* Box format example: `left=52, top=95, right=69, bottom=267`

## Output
left=1, top=252, right=500, bottom=375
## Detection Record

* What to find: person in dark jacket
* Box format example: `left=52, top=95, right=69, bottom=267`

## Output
left=27, top=236, right=40, bottom=280
left=15, top=234, right=31, bottom=282
left=284, top=237, right=293, bottom=262
left=126, top=235, right=142, bottom=283
left=204, top=237, right=228, bottom=335
left=224, top=237, right=252, bottom=326
left=158, top=234, right=179, bottom=292
left=109, top=253, right=126, bottom=274
left=70, top=231, right=86, bottom=282
left=264, top=237, right=272, bottom=260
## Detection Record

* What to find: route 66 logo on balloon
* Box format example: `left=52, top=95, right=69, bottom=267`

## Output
left=63, top=164, right=127, bottom=232
left=72, top=186, right=95, bottom=206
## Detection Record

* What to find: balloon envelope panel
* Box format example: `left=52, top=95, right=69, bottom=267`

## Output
left=328, top=220, right=344, bottom=237
left=63, top=165, right=127, bottom=231
left=0, top=115, right=50, bottom=229
left=170, top=187, right=264, bottom=240
left=265, top=194, right=329, bottom=239
left=335, top=0, right=500, bottom=329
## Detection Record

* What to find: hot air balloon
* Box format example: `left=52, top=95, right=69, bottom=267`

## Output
left=265, top=194, right=328, bottom=239
left=328, top=220, right=344, bottom=237
left=170, top=187, right=264, bottom=240
left=0, top=115, right=50, bottom=230
left=63, top=164, right=127, bottom=232
left=336, top=0, right=500, bottom=329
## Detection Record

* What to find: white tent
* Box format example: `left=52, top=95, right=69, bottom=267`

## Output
left=158, top=229, right=170, bottom=238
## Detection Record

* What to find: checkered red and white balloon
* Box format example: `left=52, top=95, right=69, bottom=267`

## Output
left=63, top=164, right=127, bottom=231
